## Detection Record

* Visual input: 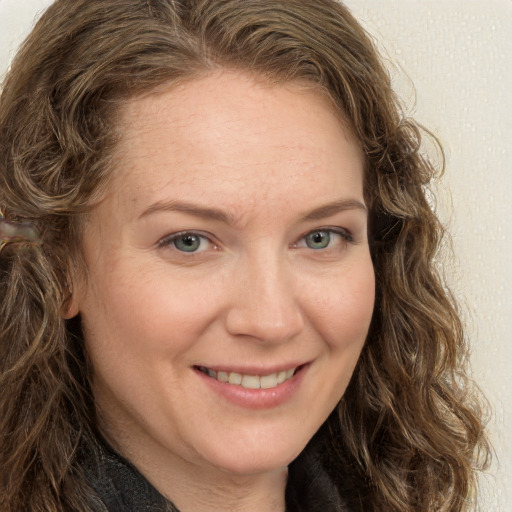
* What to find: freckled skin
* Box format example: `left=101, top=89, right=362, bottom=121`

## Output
left=70, top=70, right=375, bottom=512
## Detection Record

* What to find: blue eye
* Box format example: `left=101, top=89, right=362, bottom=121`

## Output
left=174, top=233, right=202, bottom=252
left=160, top=232, right=211, bottom=253
left=297, top=228, right=352, bottom=251
left=305, top=230, right=332, bottom=249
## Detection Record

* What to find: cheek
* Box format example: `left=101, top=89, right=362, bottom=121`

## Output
left=131, top=273, right=222, bottom=343
left=81, top=261, right=222, bottom=363
left=308, top=261, right=375, bottom=349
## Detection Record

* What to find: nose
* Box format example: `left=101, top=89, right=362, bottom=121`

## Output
left=225, top=253, right=305, bottom=344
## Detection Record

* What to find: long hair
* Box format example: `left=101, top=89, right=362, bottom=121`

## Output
left=0, top=1, right=489, bottom=510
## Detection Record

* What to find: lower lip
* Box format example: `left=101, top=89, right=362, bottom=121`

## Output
left=194, top=365, right=309, bottom=410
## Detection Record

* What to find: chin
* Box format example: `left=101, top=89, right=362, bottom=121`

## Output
left=199, top=434, right=309, bottom=477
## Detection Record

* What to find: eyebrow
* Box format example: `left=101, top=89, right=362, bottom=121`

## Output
left=139, top=198, right=366, bottom=224
left=139, top=200, right=234, bottom=224
left=300, top=199, right=367, bottom=221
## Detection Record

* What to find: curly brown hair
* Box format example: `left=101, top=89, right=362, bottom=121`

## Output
left=0, top=0, right=489, bottom=510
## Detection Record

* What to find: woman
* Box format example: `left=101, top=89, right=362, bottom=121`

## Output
left=0, top=0, right=489, bottom=511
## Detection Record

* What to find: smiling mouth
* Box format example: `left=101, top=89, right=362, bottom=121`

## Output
left=195, top=366, right=300, bottom=390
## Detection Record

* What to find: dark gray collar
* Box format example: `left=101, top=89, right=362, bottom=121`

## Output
left=78, top=433, right=350, bottom=512
left=79, top=437, right=178, bottom=512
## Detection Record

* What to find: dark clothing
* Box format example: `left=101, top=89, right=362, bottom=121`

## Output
left=79, top=434, right=351, bottom=512
left=79, top=438, right=175, bottom=511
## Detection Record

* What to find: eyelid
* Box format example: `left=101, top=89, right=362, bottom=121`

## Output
left=157, top=230, right=217, bottom=251
left=156, top=226, right=355, bottom=253
left=294, top=226, right=354, bottom=246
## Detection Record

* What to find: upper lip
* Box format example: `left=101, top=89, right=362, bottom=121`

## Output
left=193, top=362, right=309, bottom=375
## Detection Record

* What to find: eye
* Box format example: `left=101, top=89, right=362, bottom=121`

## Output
left=296, top=228, right=352, bottom=250
left=305, top=230, right=332, bottom=249
left=159, top=232, right=212, bottom=253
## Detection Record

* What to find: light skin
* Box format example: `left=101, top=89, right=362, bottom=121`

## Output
left=69, top=70, right=375, bottom=512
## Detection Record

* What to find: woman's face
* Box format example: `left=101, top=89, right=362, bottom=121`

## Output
left=72, top=71, right=374, bottom=481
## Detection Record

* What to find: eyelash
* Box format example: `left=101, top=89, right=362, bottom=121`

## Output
left=158, top=227, right=354, bottom=254
left=294, top=227, right=354, bottom=250
left=158, top=231, right=216, bottom=253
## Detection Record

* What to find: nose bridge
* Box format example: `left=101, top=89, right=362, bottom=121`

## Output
left=225, top=245, right=304, bottom=343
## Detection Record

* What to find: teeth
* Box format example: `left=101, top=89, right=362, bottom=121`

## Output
left=200, top=366, right=297, bottom=390
left=217, top=371, right=229, bottom=383
left=260, top=373, right=278, bottom=389
left=241, top=375, right=260, bottom=389
left=228, top=372, right=242, bottom=385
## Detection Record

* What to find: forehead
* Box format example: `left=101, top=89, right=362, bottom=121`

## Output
left=108, top=70, right=364, bottom=221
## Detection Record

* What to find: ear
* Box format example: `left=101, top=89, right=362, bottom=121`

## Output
left=60, top=272, right=81, bottom=319
left=61, top=292, right=80, bottom=319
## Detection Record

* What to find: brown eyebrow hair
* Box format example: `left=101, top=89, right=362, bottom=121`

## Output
left=139, top=199, right=234, bottom=224
left=139, top=198, right=367, bottom=225
left=300, top=199, right=367, bottom=221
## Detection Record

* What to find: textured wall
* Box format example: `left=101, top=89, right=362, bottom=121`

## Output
left=1, top=0, right=510, bottom=509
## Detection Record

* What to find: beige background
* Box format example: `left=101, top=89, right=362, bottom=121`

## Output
left=1, top=0, right=510, bottom=509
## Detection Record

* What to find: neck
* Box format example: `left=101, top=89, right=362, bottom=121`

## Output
left=160, top=466, right=288, bottom=512
left=100, top=427, right=288, bottom=512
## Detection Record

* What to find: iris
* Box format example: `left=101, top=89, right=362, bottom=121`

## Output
left=174, top=234, right=201, bottom=252
left=305, top=231, right=331, bottom=249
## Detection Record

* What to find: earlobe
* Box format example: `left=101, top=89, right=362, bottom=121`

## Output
left=61, top=295, right=80, bottom=319
left=61, top=289, right=80, bottom=319
left=60, top=276, right=80, bottom=319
